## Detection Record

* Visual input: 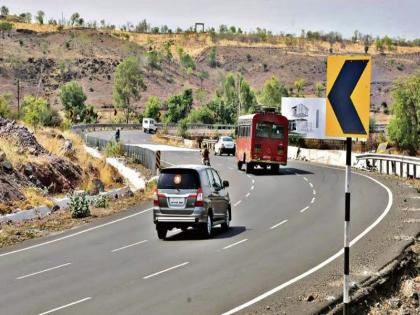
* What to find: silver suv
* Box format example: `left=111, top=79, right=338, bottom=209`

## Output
left=153, top=165, right=231, bottom=240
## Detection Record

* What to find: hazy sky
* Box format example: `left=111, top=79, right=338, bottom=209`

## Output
left=3, top=0, right=419, bottom=39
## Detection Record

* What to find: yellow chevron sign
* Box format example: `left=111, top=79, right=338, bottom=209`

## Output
left=326, top=56, right=371, bottom=138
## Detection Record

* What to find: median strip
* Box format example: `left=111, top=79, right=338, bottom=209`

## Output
left=270, top=220, right=288, bottom=230
left=37, top=297, right=92, bottom=315
left=111, top=240, right=147, bottom=253
left=223, top=239, right=248, bottom=250
left=143, top=262, right=190, bottom=279
left=17, top=263, right=71, bottom=280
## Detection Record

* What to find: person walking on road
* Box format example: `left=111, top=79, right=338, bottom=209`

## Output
left=115, top=128, right=121, bottom=142
left=201, top=144, right=210, bottom=166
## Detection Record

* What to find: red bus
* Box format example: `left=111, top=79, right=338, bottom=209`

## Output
left=236, top=109, right=288, bottom=174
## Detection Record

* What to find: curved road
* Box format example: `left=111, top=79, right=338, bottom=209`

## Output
left=0, top=130, right=390, bottom=315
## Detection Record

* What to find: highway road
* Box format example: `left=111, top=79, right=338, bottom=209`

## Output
left=0, top=130, right=391, bottom=315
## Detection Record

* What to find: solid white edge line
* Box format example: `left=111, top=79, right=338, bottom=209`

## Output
left=0, top=208, right=153, bottom=258
left=221, top=172, right=393, bottom=315
left=245, top=193, right=250, bottom=198
left=143, top=262, right=189, bottom=279
left=270, top=220, right=288, bottom=230
left=311, top=197, right=315, bottom=204
left=17, top=263, right=71, bottom=280
left=234, top=200, right=242, bottom=207
left=251, top=186, right=255, bottom=190
left=300, top=206, right=309, bottom=213
left=37, top=297, right=92, bottom=315
left=223, top=239, right=248, bottom=250
left=111, top=240, right=148, bottom=253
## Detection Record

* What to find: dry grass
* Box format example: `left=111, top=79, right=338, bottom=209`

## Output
left=0, top=138, right=29, bottom=168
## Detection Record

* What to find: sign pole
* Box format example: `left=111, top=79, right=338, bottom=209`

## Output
left=343, top=137, right=352, bottom=314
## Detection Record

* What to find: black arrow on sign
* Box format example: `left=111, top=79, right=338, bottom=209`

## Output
left=327, top=59, right=368, bottom=134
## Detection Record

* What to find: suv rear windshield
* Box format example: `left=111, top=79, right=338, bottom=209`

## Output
left=158, top=169, right=200, bottom=189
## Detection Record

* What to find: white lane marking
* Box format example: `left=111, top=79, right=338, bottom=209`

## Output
left=252, top=179, right=255, bottom=184
left=162, top=160, right=175, bottom=166
left=17, top=263, right=71, bottom=280
left=111, top=240, right=148, bottom=253
left=234, top=200, right=242, bottom=207
left=245, top=193, right=250, bottom=198
left=313, top=190, right=316, bottom=195
left=221, top=171, right=393, bottom=315
left=0, top=208, right=153, bottom=258
left=300, top=206, right=309, bottom=213
left=409, top=196, right=420, bottom=199
left=37, top=297, right=92, bottom=315
left=309, top=182, right=313, bottom=188
left=247, top=175, right=251, bottom=178
left=295, top=173, right=301, bottom=176
left=223, top=239, right=248, bottom=250
left=251, top=186, right=255, bottom=190
left=270, top=220, right=288, bottom=230
left=311, top=197, right=315, bottom=204
left=143, top=262, right=189, bottom=279
left=303, top=177, right=308, bottom=181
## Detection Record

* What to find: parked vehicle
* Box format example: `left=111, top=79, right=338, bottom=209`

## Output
left=153, top=165, right=231, bottom=240
left=214, top=136, right=236, bottom=156
left=236, top=108, right=288, bottom=174
left=142, top=118, right=157, bottom=133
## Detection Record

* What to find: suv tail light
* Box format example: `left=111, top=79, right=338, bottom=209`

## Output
left=195, top=187, right=204, bottom=207
left=153, top=188, right=160, bottom=207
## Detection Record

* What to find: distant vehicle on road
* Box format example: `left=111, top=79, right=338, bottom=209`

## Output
left=236, top=108, right=288, bottom=174
left=142, top=118, right=157, bottom=133
left=214, top=136, right=236, bottom=156
left=153, top=165, right=231, bottom=240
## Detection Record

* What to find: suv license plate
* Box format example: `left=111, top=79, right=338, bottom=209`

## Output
left=169, top=197, right=185, bottom=206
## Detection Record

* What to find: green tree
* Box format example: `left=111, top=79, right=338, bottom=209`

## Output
left=143, top=96, right=161, bottom=120
left=59, top=81, right=87, bottom=122
left=0, top=21, right=12, bottom=39
left=382, top=35, right=393, bottom=51
left=315, top=82, right=324, bottom=97
left=208, top=46, right=217, bottom=68
left=258, top=76, right=288, bottom=110
left=387, top=75, right=420, bottom=155
left=113, top=56, right=146, bottom=123
left=0, top=93, right=12, bottom=118
left=198, top=70, right=209, bottom=89
left=147, top=50, right=161, bottom=71
left=0, top=6, right=9, bottom=17
left=375, top=38, right=384, bottom=52
left=21, top=96, right=50, bottom=130
left=36, top=11, right=45, bottom=25
left=164, top=89, right=193, bottom=123
left=294, top=79, right=306, bottom=96
left=70, top=12, right=81, bottom=26
left=19, top=12, right=32, bottom=23
left=163, top=41, right=173, bottom=61
left=186, top=106, right=215, bottom=124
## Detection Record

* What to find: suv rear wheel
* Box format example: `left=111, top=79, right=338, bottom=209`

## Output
left=156, top=224, right=167, bottom=240
left=201, top=212, right=213, bottom=238
left=221, top=208, right=231, bottom=231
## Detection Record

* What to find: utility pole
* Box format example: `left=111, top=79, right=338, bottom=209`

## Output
left=17, top=79, right=20, bottom=116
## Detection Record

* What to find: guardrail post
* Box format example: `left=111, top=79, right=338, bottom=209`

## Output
left=414, top=165, right=417, bottom=178
left=406, top=163, right=409, bottom=178
left=386, top=160, right=389, bottom=175
left=155, top=150, right=161, bottom=176
left=379, top=159, right=382, bottom=174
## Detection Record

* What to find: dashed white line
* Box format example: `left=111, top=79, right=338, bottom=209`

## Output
left=309, top=182, right=313, bottom=188
left=270, top=220, right=288, bottom=230
left=143, top=262, right=189, bottom=279
left=251, top=186, right=255, bottom=190
left=311, top=197, right=315, bottom=204
left=37, top=297, right=92, bottom=315
left=295, top=173, right=301, bottom=176
left=111, top=240, right=147, bottom=253
left=252, top=179, right=255, bottom=184
left=17, top=263, right=71, bottom=280
left=247, top=174, right=251, bottom=178
left=303, top=177, right=308, bottom=182
left=300, top=206, right=309, bottom=213
left=223, top=239, right=248, bottom=250
left=234, top=200, right=242, bottom=207
left=313, top=190, right=316, bottom=195
left=245, top=193, right=250, bottom=198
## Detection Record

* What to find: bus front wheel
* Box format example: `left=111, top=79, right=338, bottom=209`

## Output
left=272, top=164, right=280, bottom=174
left=246, top=163, right=253, bottom=174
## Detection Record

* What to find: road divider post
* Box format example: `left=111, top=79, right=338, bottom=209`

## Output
left=155, top=150, right=161, bottom=176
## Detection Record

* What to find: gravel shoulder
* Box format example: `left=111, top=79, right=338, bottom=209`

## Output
left=240, top=167, right=420, bottom=315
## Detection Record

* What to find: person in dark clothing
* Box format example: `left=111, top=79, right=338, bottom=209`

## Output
left=115, top=128, right=120, bottom=142
left=201, top=144, right=210, bottom=166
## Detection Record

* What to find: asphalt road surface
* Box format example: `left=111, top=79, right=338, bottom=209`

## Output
left=0, top=130, right=391, bottom=315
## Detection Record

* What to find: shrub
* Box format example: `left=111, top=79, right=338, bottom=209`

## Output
left=176, top=119, right=189, bottom=138
left=103, top=140, right=124, bottom=157
left=0, top=93, right=12, bottom=118
left=94, top=195, right=109, bottom=208
left=69, top=193, right=90, bottom=218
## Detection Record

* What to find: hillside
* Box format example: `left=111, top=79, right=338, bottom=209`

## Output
left=1, top=24, right=420, bottom=124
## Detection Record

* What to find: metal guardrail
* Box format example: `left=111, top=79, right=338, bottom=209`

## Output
left=356, top=153, right=420, bottom=178
left=85, top=135, right=158, bottom=173
left=73, top=123, right=235, bottom=132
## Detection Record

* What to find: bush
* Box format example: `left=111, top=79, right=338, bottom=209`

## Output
left=0, top=93, right=12, bottom=118
left=103, top=140, right=124, bottom=157
left=176, top=119, right=189, bottom=138
left=69, top=193, right=90, bottom=218
left=94, top=195, right=109, bottom=208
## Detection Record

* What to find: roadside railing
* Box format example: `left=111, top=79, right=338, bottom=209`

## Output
left=356, top=153, right=420, bottom=179
left=85, top=134, right=159, bottom=174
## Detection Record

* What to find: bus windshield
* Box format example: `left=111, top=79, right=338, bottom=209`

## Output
left=256, top=122, right=284, bottom=139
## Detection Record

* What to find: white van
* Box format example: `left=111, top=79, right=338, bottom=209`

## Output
left=142, top=118, right=157, bottom=133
